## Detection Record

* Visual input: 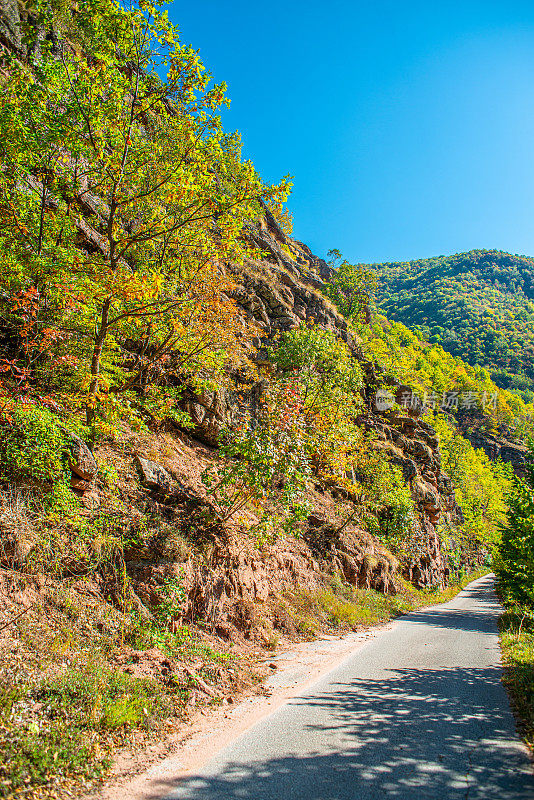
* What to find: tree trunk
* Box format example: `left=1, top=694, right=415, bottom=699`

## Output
left=86, top=297, right=111, bottom=441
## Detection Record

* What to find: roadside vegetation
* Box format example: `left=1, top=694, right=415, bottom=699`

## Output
left=499, top=612, right=534, bottom=750
left=285, top=569, right=490, bottom=638
left=496, top=441, right=534, bottom=751
left=0, top=569, right=249, bottom=799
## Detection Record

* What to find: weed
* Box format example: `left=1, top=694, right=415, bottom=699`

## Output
left=0, top=721, right=109, bottom=797
left=126, top=613, right=233, bottom=666
left=316, top=585, right=412, bottom=628
left=0, top=658, right=187, bottom=797
left=402, top=567, right=490, bottom=606
left=153, top=573, right=187, bottom=628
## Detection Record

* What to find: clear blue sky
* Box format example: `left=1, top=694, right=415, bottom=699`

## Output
left=169, top=0, right=534, bottom=264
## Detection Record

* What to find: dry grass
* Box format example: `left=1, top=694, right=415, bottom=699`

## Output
left=0, top=570, right=256, bottom=799
left=288, top=581, right=413, bottom=634
left=404, top=568, right=491, bottom=606
left=272, top=569, right=491, bottom=641
left=0, top=488, right=41, bottom=568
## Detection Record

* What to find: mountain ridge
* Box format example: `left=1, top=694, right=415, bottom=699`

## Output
left=373, top=248, right=534, bottom=400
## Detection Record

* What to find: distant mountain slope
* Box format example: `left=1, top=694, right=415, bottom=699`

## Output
left=373, top=250, right=534, bottom=400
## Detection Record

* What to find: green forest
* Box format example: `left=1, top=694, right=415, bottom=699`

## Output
left=373, top=249, right=534, bottom=401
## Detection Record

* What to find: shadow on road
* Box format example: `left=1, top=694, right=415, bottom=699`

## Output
left=152, top=664, right=533, bottom=800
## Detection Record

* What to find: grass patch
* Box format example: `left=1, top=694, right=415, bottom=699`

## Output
left=0, top=664, right=184, bottom=798
left=0, top=580, right=237, bottom=800
left=315, top=585, right=413, bottom=629
left=401, top=567, right=491, bottom=607
left=0, top=655, right=189, bottom=799
left=499, top=610, right=534, bottom=750
left=126, top=616, right=234, bottom=666
left=282, top=569, right=491, bottom=638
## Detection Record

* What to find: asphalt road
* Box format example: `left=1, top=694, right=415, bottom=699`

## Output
left=166, top=574, right=534, bottom=800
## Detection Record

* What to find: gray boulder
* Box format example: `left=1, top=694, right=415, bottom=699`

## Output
left=69, top=435, right=98, bottom=481
left=135, top=456, right=173, bottom=493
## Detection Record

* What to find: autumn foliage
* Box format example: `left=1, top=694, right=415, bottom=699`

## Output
left=0, top=0, right=290, bottom=435
left=0, top=0, right=523, bottom=578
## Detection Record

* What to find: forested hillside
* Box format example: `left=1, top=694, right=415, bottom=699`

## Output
left=373, top=250, right=534, bottom=401
left=0, top=0, right=533, bottom=795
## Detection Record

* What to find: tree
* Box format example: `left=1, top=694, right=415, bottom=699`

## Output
left=203, top=379, right=312, bottom=529
left=267, top=324, right=363, bottom=480
left=325, top=250, right=376, bottom=323
left=0, top=0, right=290, bottom=436
left=496, top=443, right=534, bottom=609
left=429, top=412, right=509, bottom=570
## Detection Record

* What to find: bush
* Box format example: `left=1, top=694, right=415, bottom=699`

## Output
left=0, top=403, right=69, bottom=485
left=269, top=324, right=363, bottom=397
left=496, top=442, right=534, bottom=609
left=0, top=403, right=79, bottom=514
left=204, top=379, right=312, bottom=528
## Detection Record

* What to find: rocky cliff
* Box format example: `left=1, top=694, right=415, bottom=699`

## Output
left=456, top=412, right=529, bottom=477
left=176, top=208, right=466, bottom=591
left=0, top=0, right=468, bottom=607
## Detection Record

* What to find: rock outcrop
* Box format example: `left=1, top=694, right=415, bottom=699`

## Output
left=358, top=411, right=461, bottom=587
left=177, top=214, right=465, bottom=588
left=0, top=5, right=466, bottom=591
left=457, top=419, right=529, bottom=477
left=68, top=435, right=98, bottom=481
left=0, top=0, right=22, bottom=52
left=135, top=456, right=174, bottom=493
left=127, top=518, right=399, bottom=639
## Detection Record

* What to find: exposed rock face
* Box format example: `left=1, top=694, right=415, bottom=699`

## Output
left=303, top=523, right=398, bottom=595
left=127, top=522, right=398, bottom=639
left=181, top=388, right=240, bottom=448
left=179, top=216, right=464, bottom=588
left=358, top=411, right=460, bottom=587
left=135, top=456, right=174, bottom=493
left=233, top=258, right=353, bottom=341
left=459, top=426, right=528, bottom=477
left=0, top=0, right=21, bottom=52
left=68, top=435, right=98, bottom=481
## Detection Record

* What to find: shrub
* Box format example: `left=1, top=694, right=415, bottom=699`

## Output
left=0, top=403, right=68, bottom=485
left=204, top=380, right=312, bottom=528
left=324, top=251, right=377, bottom=322
left=499, top=610, right=534, bottom=748
left=0, top=403, right=79, bottom=514
left=496, top=443, right=534, bottom=609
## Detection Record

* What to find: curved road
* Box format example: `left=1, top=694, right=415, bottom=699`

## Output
left=165, top=574, right=533, bottom=799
